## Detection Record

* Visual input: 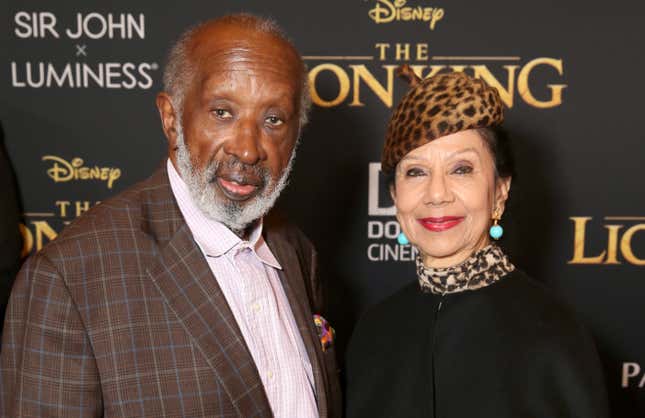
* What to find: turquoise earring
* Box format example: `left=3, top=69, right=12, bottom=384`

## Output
left=489, top=209, right=503, bottom=240
left=397, top=232, right=410, bottom=245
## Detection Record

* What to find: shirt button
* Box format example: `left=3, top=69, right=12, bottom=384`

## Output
left=267, top=371, right=274, bottom=380
left=251, top=302, right=262, bottom=313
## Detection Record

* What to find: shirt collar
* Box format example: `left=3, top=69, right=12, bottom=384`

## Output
left=166, top=159, right=282, bottom=270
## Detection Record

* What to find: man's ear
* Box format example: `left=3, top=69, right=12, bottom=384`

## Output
left=156, top=92, right=178, bottom=150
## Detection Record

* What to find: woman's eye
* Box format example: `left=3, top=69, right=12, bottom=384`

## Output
left=453, top=165, right=473, bottom=175
left=405, top=167, right=426, bottom=177
left=265, top=115, right=284, bottom=126
left=213, top=109, right=232, bottom=119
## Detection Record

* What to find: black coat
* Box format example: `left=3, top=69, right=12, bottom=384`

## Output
left=0, top=141, right=22, bottom=332
left=346, top=269, right=609, bottom=418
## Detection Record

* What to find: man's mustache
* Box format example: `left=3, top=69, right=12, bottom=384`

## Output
left=207, top=157, right=269, bottom=187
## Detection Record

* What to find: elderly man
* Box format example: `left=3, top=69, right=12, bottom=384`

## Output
left=0, top=14, right=341, bottom=417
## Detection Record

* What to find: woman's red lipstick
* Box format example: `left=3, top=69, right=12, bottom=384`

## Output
left=418, top=216, right=464, bottom=232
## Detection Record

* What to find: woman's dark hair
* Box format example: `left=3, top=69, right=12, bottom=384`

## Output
left=476, top=126, right=515, bottom=180
left=386, top=126, right=515, bottom=189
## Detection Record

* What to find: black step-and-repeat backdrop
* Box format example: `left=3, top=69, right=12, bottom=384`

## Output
left=2, top=0, right=644, bottom=415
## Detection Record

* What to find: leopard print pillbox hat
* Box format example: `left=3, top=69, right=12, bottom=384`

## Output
left=381, top=65, right=505, bottom=175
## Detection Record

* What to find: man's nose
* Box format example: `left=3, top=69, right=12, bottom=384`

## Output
left=223, top=118, right=266, bottom=165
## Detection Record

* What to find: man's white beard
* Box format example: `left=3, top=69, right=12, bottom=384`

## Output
left=174, top=122, right=295, bottom=232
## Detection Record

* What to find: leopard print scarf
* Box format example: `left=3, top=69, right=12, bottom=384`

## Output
left=416, top=244, right=515, bottom=295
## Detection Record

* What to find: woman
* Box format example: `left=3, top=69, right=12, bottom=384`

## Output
left=345, top=67, right=609, bottom=418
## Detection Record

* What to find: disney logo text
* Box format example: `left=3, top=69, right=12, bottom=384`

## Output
left=43, top=155, right=121, bottom=189
left=368, top=0, right=445, bottom=30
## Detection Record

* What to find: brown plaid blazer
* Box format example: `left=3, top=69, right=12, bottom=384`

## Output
left=0, top=166, right=342, bottom=417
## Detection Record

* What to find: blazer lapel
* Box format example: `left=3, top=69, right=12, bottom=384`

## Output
left=266, top=233, right=330, bottom=418
left=143, top=167, right=271, bottom=417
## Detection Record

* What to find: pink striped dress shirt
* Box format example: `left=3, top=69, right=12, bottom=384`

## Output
left=167, top=160, right=318, bottom=417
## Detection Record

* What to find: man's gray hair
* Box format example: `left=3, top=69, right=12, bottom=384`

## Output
left=162, top=14, right=311, bottom=129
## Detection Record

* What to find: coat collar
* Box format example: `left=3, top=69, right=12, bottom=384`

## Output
left=264, top=223, right=331, bottom=418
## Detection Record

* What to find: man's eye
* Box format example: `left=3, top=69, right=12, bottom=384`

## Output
left=213, top=109, right=232, bottom=119
left=453, top=165, right=473, bottom=175
left=265, top=115, right=284, bottom=126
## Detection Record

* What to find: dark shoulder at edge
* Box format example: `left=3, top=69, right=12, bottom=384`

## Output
left=494, top=269, right=592, bottom=337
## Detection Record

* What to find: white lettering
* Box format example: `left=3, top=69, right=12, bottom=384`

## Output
left=108, top=13, right=126, bottom=39
left=14, top=12, right=33, bottom=38
left=622, top=362, right=641, bottom=388
left=137, top=63, right=153, bottom=89
left=105, top=62, right=121, bottom=88
left=66, top=13, right=145, bottom=39
left=368, top=243, right=382, bottom=261
left=368, top=162, right=395, bottom=216
left=368, top=221, right=383, bottom=239
left=11, top=62, right=157, bottom=89
left=11, top=62, right=26, bottom=87
left=84, top=13, right=108, bottom=39
left=27, top=62, right=45, bottom=87
left=367, top=220, right=401, bottom=239
left=385, top=221, right=400, bottom=239
left=14, top=12, right=59, bottom=38
left=367, top=243, right=418, bottom=262
left=66, top=13, right=82, bottom=38
left=46, top=62, right=74, bottom=87
left=127, top=14, right=145, bottom=39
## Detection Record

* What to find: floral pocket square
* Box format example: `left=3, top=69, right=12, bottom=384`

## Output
left=313, top=314, right=335, bottom=352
